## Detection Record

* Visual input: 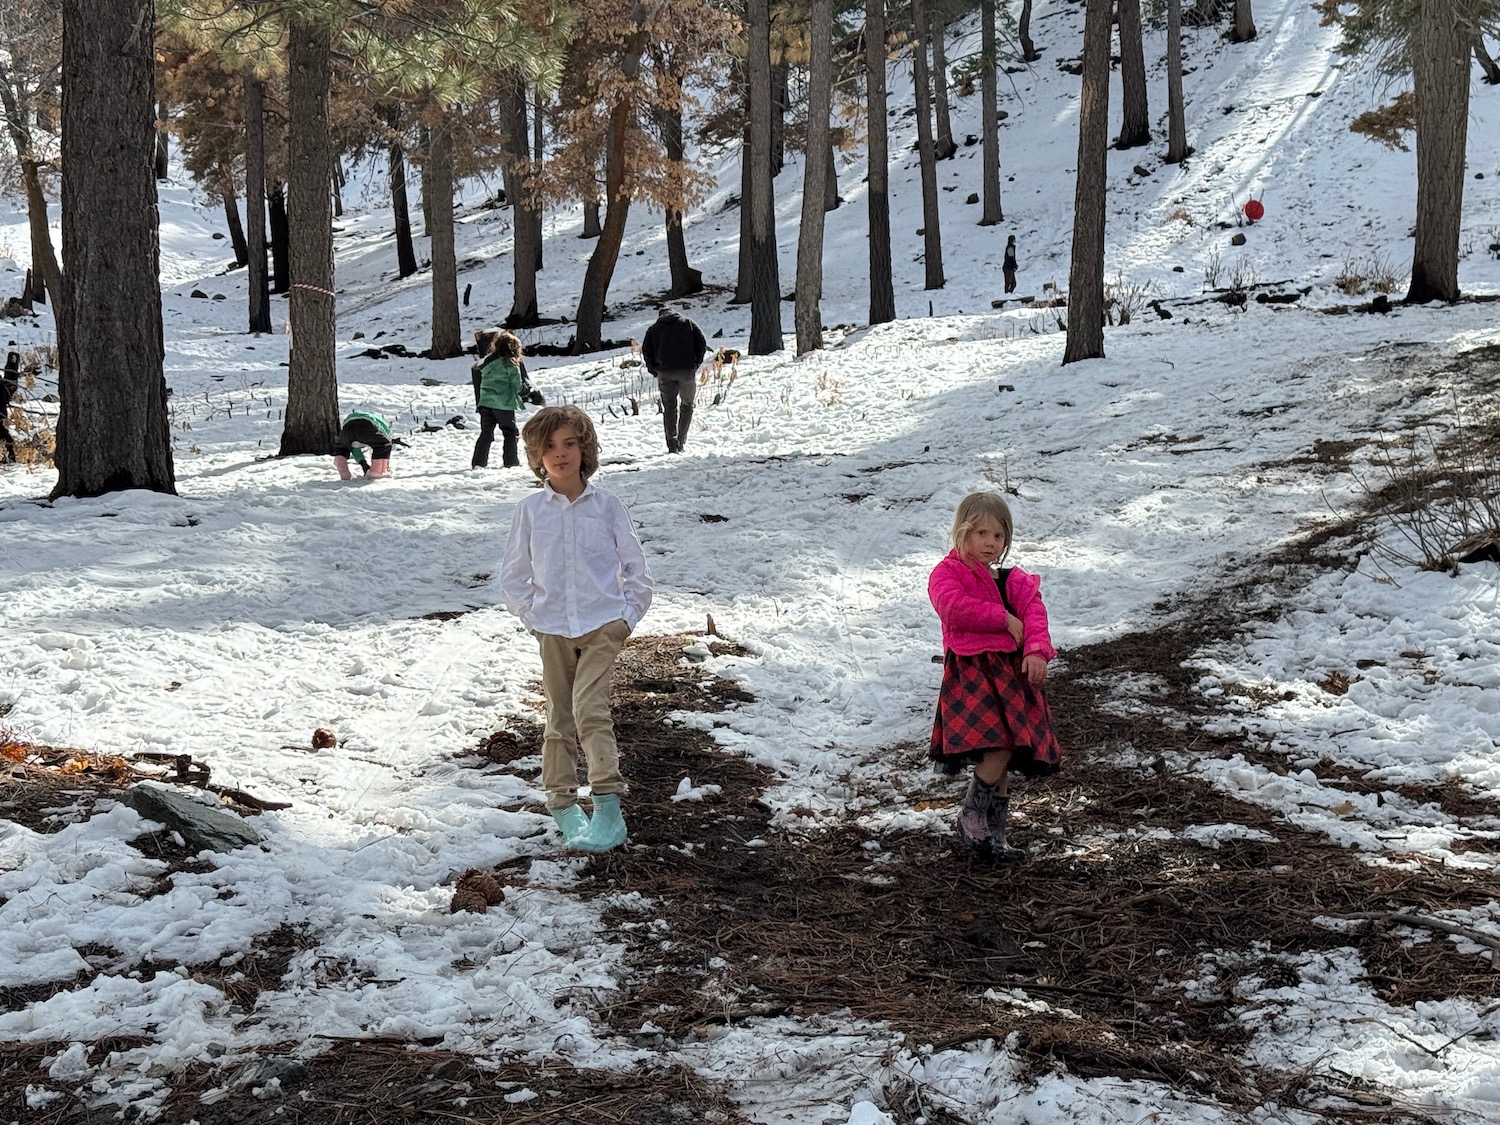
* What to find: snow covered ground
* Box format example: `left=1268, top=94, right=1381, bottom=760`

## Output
left=2, top=1, right=1500, bottom=1121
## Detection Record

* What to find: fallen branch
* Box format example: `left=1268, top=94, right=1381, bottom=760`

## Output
left=1330, top=911, right=1500, bottom=955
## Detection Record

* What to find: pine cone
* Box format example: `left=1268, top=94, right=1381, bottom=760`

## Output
left=312, top=727, right=337, bottom=750
left=457, top=868, right=504, bottom=905
left=450, top=887, right=489, bottom=914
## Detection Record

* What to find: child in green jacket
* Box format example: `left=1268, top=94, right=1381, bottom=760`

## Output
left=471, top=329, right=528, bottom=469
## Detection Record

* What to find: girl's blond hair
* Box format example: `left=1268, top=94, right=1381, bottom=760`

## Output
left=521, top=404, right=599, bottom=481
left=950, top=491, right=1014, bottom=562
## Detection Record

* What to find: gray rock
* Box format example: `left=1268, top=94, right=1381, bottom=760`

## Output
left=122, top=783, right=261, bottom=853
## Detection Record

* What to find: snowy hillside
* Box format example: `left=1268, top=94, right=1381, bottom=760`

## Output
left=2, top=2, right=1500, bottom=1124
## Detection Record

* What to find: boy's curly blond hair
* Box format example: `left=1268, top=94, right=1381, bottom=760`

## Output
left=521, top=404, right=599, bottom=482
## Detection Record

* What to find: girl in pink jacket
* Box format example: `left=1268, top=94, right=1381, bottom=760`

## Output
left=928, top=491, right=1060, bottom=861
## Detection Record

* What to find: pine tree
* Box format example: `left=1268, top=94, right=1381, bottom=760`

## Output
left=1116, top=0, right=1150, bottom=149
left=54, top=0, right=175, bottom=497
left=794, top=0, right=833, bottom=355
left=910, top=0, right=944, bottom=290
left=1063, top=0, right=1111, bottom=364
left=865, top=0, right=895, bottom=325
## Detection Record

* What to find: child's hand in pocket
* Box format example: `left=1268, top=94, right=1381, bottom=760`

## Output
left=1006, top=613, right=1024, bottom=645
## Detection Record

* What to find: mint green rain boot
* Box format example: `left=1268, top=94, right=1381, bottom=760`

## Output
left=549, top=804, right=590, bottom=844
left=570, top=793, right=627, bottom=853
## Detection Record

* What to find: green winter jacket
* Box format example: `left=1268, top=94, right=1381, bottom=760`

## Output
left=343, top=410, right=392, bottom=437
left=474, top=357, right=523, bottom=411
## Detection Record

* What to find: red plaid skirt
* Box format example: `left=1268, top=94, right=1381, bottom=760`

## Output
left=930, top=649, right=1061, bottom=777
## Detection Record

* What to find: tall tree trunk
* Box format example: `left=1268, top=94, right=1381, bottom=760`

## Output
left=219, top=167, right=248, bottom=266
left=281, top=16, right=339, bottom=457
left=532, top=86, right=544, bottom=270
left=54, top=0, right=174, bottom=498
left=581, top=195, right=602, bottom=237
left=1406, top=0, right=1469, bottom=303
left=930, top=13, right=956, bottom=159
left=1165, top=0, right=1190, bottom=164
left=1064, top=0, right=1111, bottom=364
left=500, top=73, right=540, bottom=325
left=979, top=0, right=1002, bottom=225
left=388, top=128, right=418, bottom=279
left=824, top=140, right=839, bottom=210
left=795, top=0, right=833, bottom=356
left=1230, top=0, right=1256, bottom=42
left=154, top=100, right=169, bottom=179
left=1116, top=0, right=1150, bottom=148
left=418, top=124, right=434, bottom=235
left=574, top=12, right=652, bottom=354
left=658, top=101, right=703, bottom=297
left=0, top=75, right=63, bottom=307
left=427, top=122, right=462, bottom=357
left=911, top=0, right=944, bottom=290
left=865, top=0, right=895, bottom=325
left=268, top=181, right=290, bottom=293
left=1475, top=35, right=1500, bottom=84
left=770, top=57, right=788, bottom=176
left=1019, top=0, right=1039, bottom=62
left=747, top=0, right=784, bottom=353
left=245, top=74, right=271, bottom=333
left=733, top=117, right=753, bottom=303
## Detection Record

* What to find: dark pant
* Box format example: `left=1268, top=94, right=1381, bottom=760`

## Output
left=657, top=371, right=698, bottom=452
left=1004, top=267, right=1017, bottom=294
left=473, top=406, right=518, bottom=468
left=334, top=418, right=392, bottom=460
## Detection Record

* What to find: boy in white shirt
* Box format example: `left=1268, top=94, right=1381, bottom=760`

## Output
left=500, top=405, right=654, bottom=851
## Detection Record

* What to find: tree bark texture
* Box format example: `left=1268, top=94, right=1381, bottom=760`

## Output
left=581, top=197, right=602, bottom=238
left=1165, top=0, right=1190, bottom=164
left=1406, top=0, right=1470, bottom=303
left=865, top=0, right=895, bottom=325
left=747, top=0, right=784, bottom=353
left=1231, top=0, right=1256, bottom=43
left=281, top=16, right=339, bottom=457
left=658, top=102, right=703, bottom=297
left=532, top=86, right=544, bottom=270
left=500, top=74, right=540, bottom=325
left=911, top=0, right=945, bottom=290
left=930, top=13, right=956, bottom=159
left=1063, top=0, right=1111, bottom=364
left=268, top=181, right=289, bottom=293
left=389, top=137, right=418, bottom=279
left=794, top=0, right=833, bottom=355
left=1116, top=0, right=1151, bottom=148
left=770, top=58, right=787, bottom=176
left=154, top=100, right=168, bottom=179
left=1020, top=0, right=1039, bottom=61
left=54, top=0, right=174, bottom=498
left=427, top=123, right=462, bottom=358
left=245, top=75, right=271, bottom=332
left=979, top=0, right=1002, bottom=225
left=220, top=168, right=248, bottom=266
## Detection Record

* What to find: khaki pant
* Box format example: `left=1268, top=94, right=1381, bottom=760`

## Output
left=538, top=619, right=630, bottom=810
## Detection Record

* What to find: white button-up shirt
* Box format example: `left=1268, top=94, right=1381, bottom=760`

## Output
left=499, top=481, right=654, bottom=638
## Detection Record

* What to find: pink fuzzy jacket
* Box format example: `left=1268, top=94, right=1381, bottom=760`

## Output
left=929, top=549, right=1056, bottom=661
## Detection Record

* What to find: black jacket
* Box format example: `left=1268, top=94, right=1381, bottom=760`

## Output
left=642, top=312, right=708, bottom=375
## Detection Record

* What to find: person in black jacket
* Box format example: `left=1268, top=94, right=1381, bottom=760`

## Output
left=1003, top=235, right=1019, bottom=295
left=640, top=306, right=708, bottom=454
